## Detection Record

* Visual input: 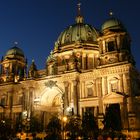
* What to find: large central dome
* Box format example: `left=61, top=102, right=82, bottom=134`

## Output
left=56, top=15, right=98, bottom=47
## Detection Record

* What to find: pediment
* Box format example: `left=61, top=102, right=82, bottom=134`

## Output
left=103, top=92, right=124, bottom=104
left=103, top=92, right=123, bottom=100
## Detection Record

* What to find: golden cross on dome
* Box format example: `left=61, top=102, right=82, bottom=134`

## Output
left=77, top=2, right=81, bottom=15
left=14, top=41, right=18, bottom=45
left=109, top=10, right=114, bottom=17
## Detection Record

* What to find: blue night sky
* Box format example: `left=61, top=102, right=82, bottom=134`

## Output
left=0, top=0, right=140, bottom=70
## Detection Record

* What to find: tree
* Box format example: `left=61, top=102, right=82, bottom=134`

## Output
left=30, top=116, right=43, bottom=133
left=65, top=116, right=82, bottom=140
left=45, top=116, right=62, bottom=140
left=15, top=114, right=22, bottom=133
left=82, top=111, right=98, bottom=139
left=0, top=118, right=13, bottom=137
left=103, top=104, right=122, bottom=138
left=103, top=104, right=122, bottom=131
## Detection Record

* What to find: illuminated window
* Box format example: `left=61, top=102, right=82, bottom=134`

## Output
left=86, top=82, right=95, bottom=97
left=87, top=87, right=93, bottom=97
left=18, top=95, right=23, bottom=105
left=0, top=113, right=3, bottom=119
left=110, top=77, right=119, bottom=92
left=107, top=41, right=115, bottom=52
left=111, top=82, right=118, bottom=92
left=1, top=97, right=6, bottom=106
left=52, top=95, right=61, bottom=107
left=85, top=107, right=94, bottom=115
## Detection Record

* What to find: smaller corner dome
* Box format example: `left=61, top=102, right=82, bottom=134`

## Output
left=5, top=46, right=25, bottom=57
left=101, top=17, right=125, bottom=32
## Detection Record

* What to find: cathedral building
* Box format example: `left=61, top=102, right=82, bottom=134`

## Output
left=0, top=5, right=140, bottom=138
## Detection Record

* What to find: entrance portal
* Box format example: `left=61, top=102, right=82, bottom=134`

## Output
left=104, top=103, right=122, bottom=131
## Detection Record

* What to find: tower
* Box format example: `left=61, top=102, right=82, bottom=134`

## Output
left=98, top=15, right=135, bottom=67
left=0, top=43, right=26, bottom=83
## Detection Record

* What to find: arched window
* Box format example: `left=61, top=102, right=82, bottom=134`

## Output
left=52, top=95, right=61, bottom=107
left=86, top=81, right=95, bottom=97
left=87, top=87, right=93, bottom=97
left=109, top=77, right=119, bottom=92
left=107, top=41, right=116, bottom=52
left=1, top=96, right=6, bottom=106
left=18, top=95, right=23, bottom=105
left=111, top=82, right=118, bottom=92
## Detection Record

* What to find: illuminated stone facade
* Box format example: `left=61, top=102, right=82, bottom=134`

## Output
left=0, top=9, right=140, bottom=137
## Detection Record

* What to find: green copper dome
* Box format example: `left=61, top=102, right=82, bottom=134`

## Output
left=5, top=46, right=24, bottom=57
left=56, top=16, right=98, bottom=46
left=101, top=17, right=125, bottom=31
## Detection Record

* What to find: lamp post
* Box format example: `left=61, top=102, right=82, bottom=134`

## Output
left=62, top=116, right=67, bottom=140
left=0, top=104, right=6, bottom=137
left=22, top=110, right=30, bottom=137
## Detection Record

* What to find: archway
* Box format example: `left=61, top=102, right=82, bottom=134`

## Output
left=104, top=103, right=122, bottom=131
left=34, top=85, right=64, bottom=128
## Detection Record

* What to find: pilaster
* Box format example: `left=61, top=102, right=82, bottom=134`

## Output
left=72, top=80, right=79, bottom=115
left=97, top=78, right=103, bottom=114
left=64, top=81, right=69, bottom=109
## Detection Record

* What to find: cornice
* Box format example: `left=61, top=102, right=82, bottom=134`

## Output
left=80, top=64, right=131, bottom=80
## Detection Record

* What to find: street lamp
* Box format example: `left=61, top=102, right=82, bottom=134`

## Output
left=62, top=116, right=67, bottom=140
left=22, top=110, right=30, bottom=137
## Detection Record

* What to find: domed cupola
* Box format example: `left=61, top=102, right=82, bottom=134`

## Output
left=101, top=11, right=126, bottom=34
left=98, top=13, right=135, bottom=67
left=0, top=42, right=27, bottom=83
left=54, top=4, right=99, bottom=52
left=49, top=4, right=100, bottom=75
left=4, top=42, right=25, bottom=61
left=101, top=17, right=126, bottom=33
left=5, top=46, right=24, bottom=57
left=55, top=19, right=98, bottom=50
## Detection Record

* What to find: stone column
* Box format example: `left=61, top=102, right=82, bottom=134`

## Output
left=72, top=80, right=79, bottom=115
left=97, top=78, right=103, bottom=114
left=125, top=73, right=136, bottom=130
left=120, top=102, right=128, bottom=129
left=125, top=74, right=133, bottom=112
left=102, top=77, right=107, bottom=96
left=8, top=91, right=13, bottom=121
left=28, top=87, right=34, bottom=118
left=92, top=54, right=95, bottom=68
left=97, top=78, right=104, bottom=129
left=116, top=35, right=120, bottom=49
left=123, top=74, right=127, bottom=94
left=119, top=74, right=124, bottom=93
left=102, top=40, right=105, bottom=53
left=93, top=81, right=96, bottom=96
left=81, top=81, right=85, bottom=98
left=64, top=81, right=69, bottom=109
left=82, top=53, right=86, bottom=70
left=22, top=87, right=27, bottom=111
left=102, top=77, right=105, bottom=96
